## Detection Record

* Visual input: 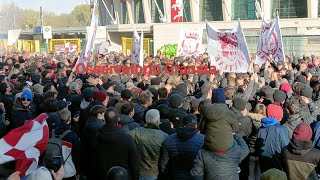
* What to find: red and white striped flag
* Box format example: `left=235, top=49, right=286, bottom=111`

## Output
left=0, top=113, right=49, bottom=177
left=255, top=16, right=284, bottom=67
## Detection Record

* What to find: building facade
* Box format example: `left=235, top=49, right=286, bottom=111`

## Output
left=98, top=0, right=320, bottom=56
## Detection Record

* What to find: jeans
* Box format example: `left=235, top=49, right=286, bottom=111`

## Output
left=248, top=155, right=261, bottom=180
left=139, top=175, right=157, bottom=180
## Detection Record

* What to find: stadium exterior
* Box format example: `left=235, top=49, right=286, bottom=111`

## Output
left=97, top=0, right=320, bottom=56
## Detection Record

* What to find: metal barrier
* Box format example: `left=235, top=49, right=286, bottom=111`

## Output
left=121, top=37, right=150, bottom=56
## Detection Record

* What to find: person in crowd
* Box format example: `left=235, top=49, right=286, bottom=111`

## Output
left=55, top=110, right=81, bottom=179
left=256, top=104, right=290, bottom=173
left=96, top=107, right=139, bottom=180
left=43, top=98, right=61, bottom=132
left=130, top=109, right=168, bottom=180
left=159, top=114, right=204, bottom=180
left=260, top=168, right=288, bottom=180
left=119, top=102, right=140, bottom=131
left=282, top=123, right=320, bottom=179
left=283, top=96, right=304, bottom=138
left=0, top=82, right=14, bottom=127
left=133, top=90, right=153, bottom=126
left=12, top=90, right=34, bottom=128
left=115, top=89, right=133, bottom=113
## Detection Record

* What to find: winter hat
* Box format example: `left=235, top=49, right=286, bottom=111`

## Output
left=300, top=86, right=312, bottom=98
left=93, top=90, right=107, bottom=102
left=190, top=98, right=201, bottom=111
left=261, top=168, right=287, bottom=180
left=293, top=123, right=312, bottom=141
left=121, top=89, right=133, bottom=100
left=260, top=85, right=275, bottom=101
left=280, top=83, right=291, bottom=94
left=201, top=83, right=211, bottom=95
left=106, top=166, right=128, bottom=180
left=233, top=98, right=247, bottom=111
left=273, top=90, right=287, bottom=103
left=102, top=82, right=114, bottom=91
left=212, top=88, right=226, bottom=104
left=145, top=109, right=160, bottom=125
left=82, top=87, right=94, bottom=100
left=296, top=75, right=306, bottom=83
left=21, top=90, right=33, bottom=101
left=266, top=104, right=283, bottom=121
left=169, top=93, right=184, bottom=108
left=182, top=114, right=197, bottom=126
left=176, top=83, right=188, bottom=96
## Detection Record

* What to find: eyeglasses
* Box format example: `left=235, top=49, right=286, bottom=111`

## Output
left=21, top=98, right=31, bottom=102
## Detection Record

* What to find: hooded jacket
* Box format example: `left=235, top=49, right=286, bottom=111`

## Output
left=230, top=107, right=252, bottom=139
left=133, top=101, right=147, bottom=126
left=159, top=127, right=204, bottom=180
left=129, top=123, right=169, bottom=176
left=257, top=117, right=290, bottom=172
left=282, top=139, right=320, bottom=180
left=283, top=113, right=303, bottom=139
left=119, top=114, right=140, bottom=131
left=247, top=113, right=265, bottom=153
left=96, top=122, right=140, bottom=180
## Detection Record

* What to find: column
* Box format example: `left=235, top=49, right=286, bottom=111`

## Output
left=114, top=1, right=121, bottom=24
left=163, top=0, right=171, bottom=22
left=190, top=0, right=200, bottom=22
left=308, top=0, right=318, bottom=18
left=222, top=0, right=232, bottom=21
left=126, top=0, right=134, bottom=24
left=142, top=0, right=152, bottom=23
left=261, top=0, right=271, bottom=20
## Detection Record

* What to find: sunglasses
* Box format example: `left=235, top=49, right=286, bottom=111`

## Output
left=21, top=98, right=31, bottom=102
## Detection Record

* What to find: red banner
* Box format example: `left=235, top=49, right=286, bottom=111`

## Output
left=171, top=0, right=183, bottom=22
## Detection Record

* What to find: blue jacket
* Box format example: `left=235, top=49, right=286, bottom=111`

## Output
left=159, top=127, right=204, bottom=180
left=133, top=101, right=147, bottom=126
left=119, top=114, right=140, bottom=131
left=312, top=121, right=320, bottom=149
left=257, top=117, right=290, bottom=172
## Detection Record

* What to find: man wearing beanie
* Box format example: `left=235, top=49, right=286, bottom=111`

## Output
left=230, top=97, right=252, bottom=139
left=12, top=90, right=34, bottom=128
left=283, top=96, right=304, bottom=138
left=115, top=89, right=133, bottom=113
left=273, top=90, right=289, bottom=122
left=130, top=109, right=168, bottom=179
left=257, top=103, right=289, bottom=173
left=282, top=123, right=320, bottom=180
left=159, top=114, right=204, bottom=179
left=212, top=88, right=226, bottom=104
left=298, top=86, right=320, bottom=124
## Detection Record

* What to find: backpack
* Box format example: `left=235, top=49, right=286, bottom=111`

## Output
left=43, top=129, right=73, bottom=173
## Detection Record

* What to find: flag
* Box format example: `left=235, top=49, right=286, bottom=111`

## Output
left=131, top=28, right=143, bottom=66
left=98, top=40, right=111, bottom=54
left=206, top=20, right=250, bottom=73
left=85, top=2, right=99, bottom=60
left=171, top=0, right=183, bottom=22
left=177, top=27, right=203, bottom=57
left=255, top=16, right=284, bottom=67
left=7, top=29, right=21, bottom=46
left=0, top=113, right=49, bottom=177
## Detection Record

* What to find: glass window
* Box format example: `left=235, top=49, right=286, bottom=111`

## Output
left=271, top=0, right=307, bottom=18
left=199, top=0, right=223, bottom=21
left=120, top=2, right=128, bottom=24
left=133, top=0, right=145, bottom=23
left=232, top=0, right=259, bottom=20
left=183, top=0, right=191, bottom=22
left=150, top=0, right=165, bottom=23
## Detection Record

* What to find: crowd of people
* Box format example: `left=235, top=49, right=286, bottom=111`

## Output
left=0, top=49, right=320, bottom=180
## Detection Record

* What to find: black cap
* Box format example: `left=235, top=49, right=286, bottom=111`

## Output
left=233, top=98, right=247, bottom=111
left=273, top=90, right=287, bottom=103
left=57, top=100, right=71, bottom=110
left=121, top=89, right=133, bottom=100
left=301, top=86, right=312, bottom=98
left=182, top=114, right=197, bottom=126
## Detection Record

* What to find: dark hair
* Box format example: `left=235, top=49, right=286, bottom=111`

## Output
left=0, top=82, right=7, bottom=95
left=158, top=87, right=168, bottom=99
left=0, top=75, right=5, bottom=83
left=121, top=89, right=133, bottom=100
left=18, top=76, right=27, bottom=84
left=286, top=96, right=301, bottom=115
left=120, top=102, right=134, bottom=115
left=43, top=83, right=53, bottom=93
left=90, top=105, right=107, bottom=117
left=43, top=91, right=57, bottom=101
left=104, top=107, right=119, bottom=125
left=14, top=64, right=20, bottom=69
left=11, top=74, right=18, bottom=79
left=44, top=98, right=58, bottom=112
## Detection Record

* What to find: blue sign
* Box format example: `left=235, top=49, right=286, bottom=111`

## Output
left=34, top=26, right=42, bottom=34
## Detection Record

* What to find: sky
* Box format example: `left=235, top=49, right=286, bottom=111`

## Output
left=3, top=0, right=88, bottom=14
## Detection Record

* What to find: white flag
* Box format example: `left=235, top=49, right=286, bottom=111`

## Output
left=98, top=40, right=111, bottom=54
left=85, top=3, right=99, bottom=60
left=206, top=20, right=250, bottom=73
left=177, top=27, right=203, bottom=57
left=256, top=16, right=284, bottom=67
left=132, top=28, right=143, bottom=66
left=7, top=29, right=21, bottom=46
